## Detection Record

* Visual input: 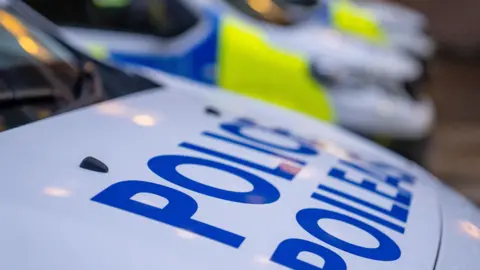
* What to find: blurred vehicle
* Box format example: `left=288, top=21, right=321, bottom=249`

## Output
left=308, top=0, right=435, bottom=60
left=28, top=0, right=433, bottom=162
left=194, top=0, right=424, bottom=85
left=353, top=0, right=429, bottom=33
left=1, top=3, right=480, bottom=270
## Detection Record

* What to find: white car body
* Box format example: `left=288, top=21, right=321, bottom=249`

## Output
left=1, top=67, right=479, bottom=270
left=273, top=0, right=435, bottom=59
left=2, top=2, right=476, bottom=269
left=354, top=0, right=428, bottom=33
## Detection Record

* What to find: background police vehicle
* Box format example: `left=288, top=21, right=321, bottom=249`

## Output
left=24, top=0, right=435, bottom=164
left=1, top=1, right=480, bottom=270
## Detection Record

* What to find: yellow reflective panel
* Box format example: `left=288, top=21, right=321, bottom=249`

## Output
left=330, top=0, right=387, bottom=44
left=217, top=17, right=335, bottom=123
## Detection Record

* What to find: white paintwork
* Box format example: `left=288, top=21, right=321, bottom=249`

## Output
left=355, top=0, right=428, bottom=32
left=329, top=84, right=435, bottom=138
left=0, top=82, right=431, bottom=269
left=387, top=31, right=435, bottom=59
left=2, top=1, right=479, bottom=269
left=410, top=164, right=480, bottom=270
left=0, top=70, right=478, bottom=269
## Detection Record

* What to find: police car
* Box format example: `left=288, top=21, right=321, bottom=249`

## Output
left=306, top=0, right=435, bottom=60
left=35, top=0, right=434, bottom=163
left=1, top=1, right=480, bottom=270
left=353, top=0, right=429, bottom=34
left=200, top=0, right=425, bottom=83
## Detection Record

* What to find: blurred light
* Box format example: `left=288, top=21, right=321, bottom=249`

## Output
left=176, top=229, right=197, bottom=239
left=248, top=0, right=272, bottom=14
left=279, top=162, right=301, bottom=174
left=18, top=35, right=39, bottom=54
left=460, top=221, right=480, bottom=239
left=43, top=187, right=71, bottom=197
left=97, top=102, right=127, bottom=116
left=254, top=255, right=272, bottom=264
left=0, top=10, right=50, bottom=61
left=17, top=35, right=50, bottom=61
left=132, top=114, right=156, bottom=127
left=315, top=140, right=353, bottom=160
left=0, top=10, right=28, bottom=36
left=37, top=109, right=51, bottom=119
left=297, top=167, right=316, bottom=180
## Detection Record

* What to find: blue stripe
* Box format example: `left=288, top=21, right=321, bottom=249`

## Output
left=315, top=1, right=332, bottom=25
left=109, top=10, right=220, bottom=85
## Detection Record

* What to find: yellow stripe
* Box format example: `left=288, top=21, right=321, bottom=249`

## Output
left=217, top=16, right=335, bottom=122
left=330, top=0, right=387, bottom=44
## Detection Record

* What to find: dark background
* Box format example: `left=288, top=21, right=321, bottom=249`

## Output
left=395, top=0, right=480, bottom=203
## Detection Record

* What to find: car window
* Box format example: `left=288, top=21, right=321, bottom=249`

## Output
left=0, top=7, right=159, bottom=132
left=0, top=9, right=79, bottom=130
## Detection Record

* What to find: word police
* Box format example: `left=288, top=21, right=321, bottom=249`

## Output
left=92, top=118, right=415, bottom=269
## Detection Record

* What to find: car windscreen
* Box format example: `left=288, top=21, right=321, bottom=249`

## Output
left=0, top=7, right=159, bottom=132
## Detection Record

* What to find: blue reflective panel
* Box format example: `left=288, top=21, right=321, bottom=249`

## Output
left=109, top=11, right=220, bottom=85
